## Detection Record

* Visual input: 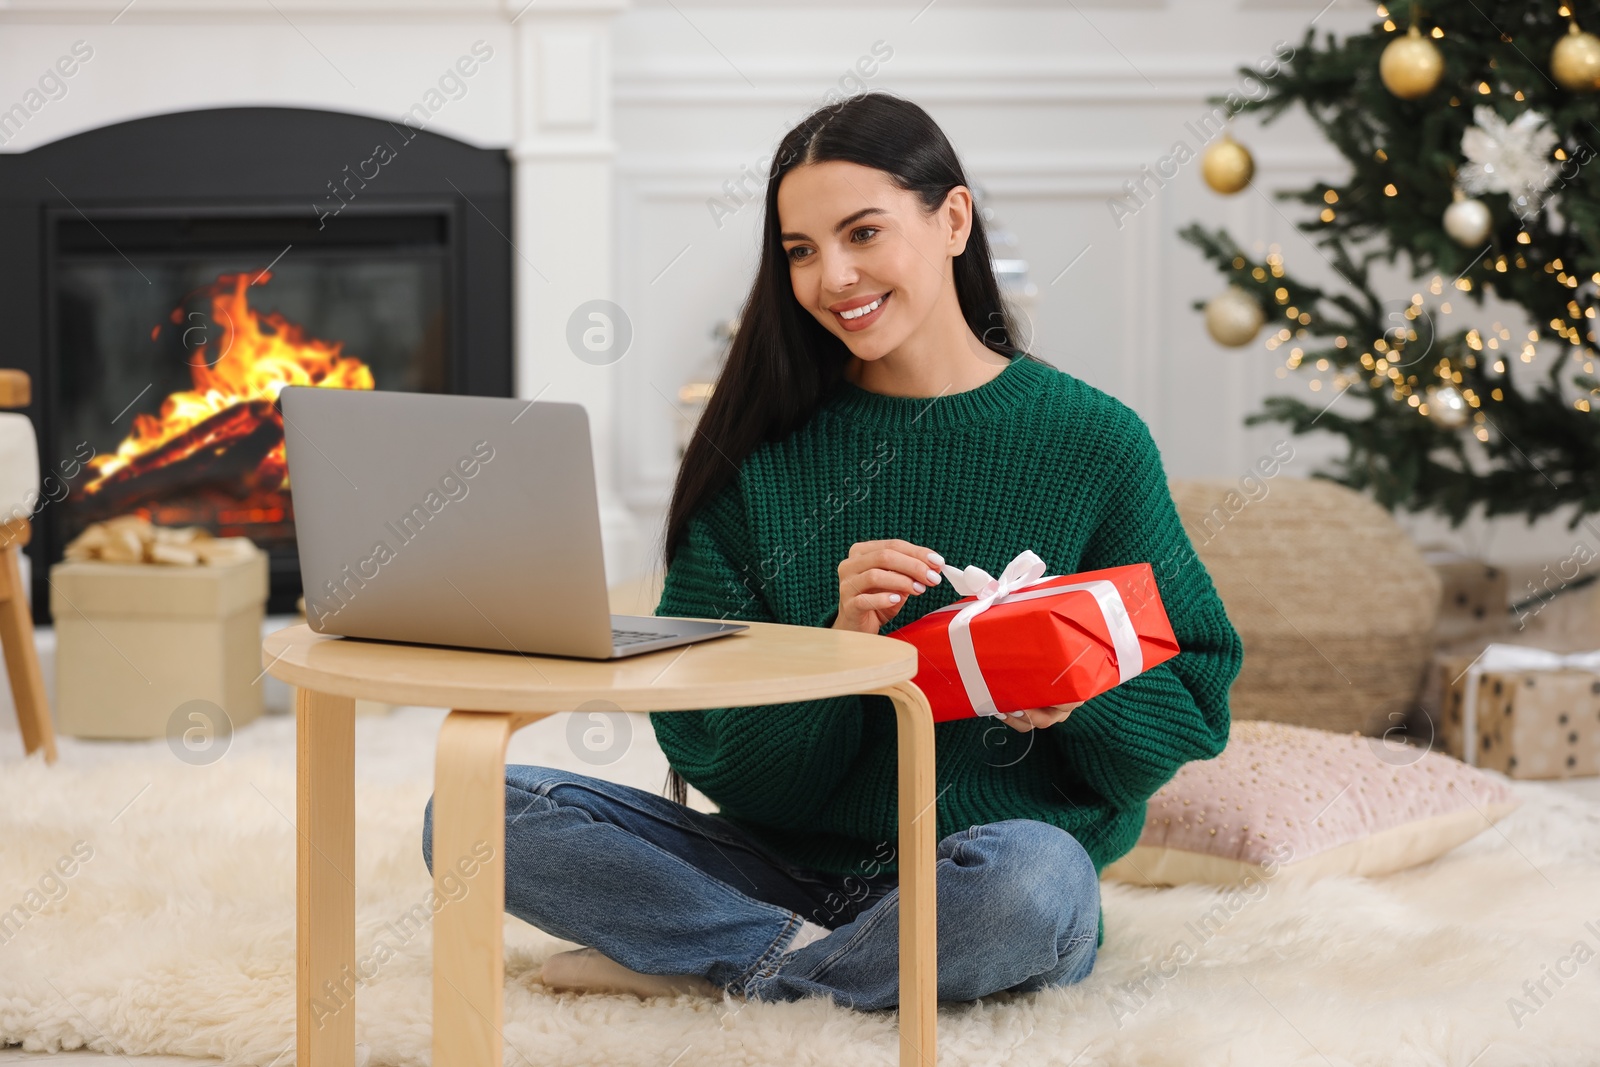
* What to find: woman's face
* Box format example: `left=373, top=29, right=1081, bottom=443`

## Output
left=777, top=160, right=971, bottom=361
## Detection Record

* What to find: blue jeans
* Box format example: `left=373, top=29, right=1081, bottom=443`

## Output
left=421, top=765, right=1099, bottom=1011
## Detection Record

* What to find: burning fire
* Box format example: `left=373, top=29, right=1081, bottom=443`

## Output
left=81, top=271, right=374, bottom=500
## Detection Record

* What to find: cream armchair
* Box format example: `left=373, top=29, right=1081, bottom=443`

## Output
left=0, top=369, right=56, bottom=764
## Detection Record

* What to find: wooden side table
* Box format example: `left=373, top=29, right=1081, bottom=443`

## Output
left=261, top=620, right=938, bottom=1067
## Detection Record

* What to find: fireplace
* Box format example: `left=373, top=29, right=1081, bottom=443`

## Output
left=0, top=106, right=513, bottom=621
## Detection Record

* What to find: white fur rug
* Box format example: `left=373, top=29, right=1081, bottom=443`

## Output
left=4, top=704, right=1600, bottom=1067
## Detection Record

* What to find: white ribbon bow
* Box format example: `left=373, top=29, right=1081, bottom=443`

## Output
left=941, top=547, right=1056, bottom=600
left=929, top=549, right=1145, bottom=718
left=1458, top=643, right=1600, bottom=765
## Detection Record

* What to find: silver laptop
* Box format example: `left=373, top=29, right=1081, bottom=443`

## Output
left=277, top=386, right=747, bottom=659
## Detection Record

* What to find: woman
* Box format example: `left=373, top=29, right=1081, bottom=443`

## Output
left=422, top=91, right=1243, bottom=1010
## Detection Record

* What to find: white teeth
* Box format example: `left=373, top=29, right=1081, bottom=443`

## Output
left=838, top=295, right=884, bottom=319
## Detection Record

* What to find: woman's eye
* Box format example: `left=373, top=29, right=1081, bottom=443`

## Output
left=787, top=246, right=810, bottom=262
left=852, top=227, right=879, bottom=243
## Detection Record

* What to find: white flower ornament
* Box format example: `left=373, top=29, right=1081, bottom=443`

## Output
left=1458, top=105, right=1561, bottom=221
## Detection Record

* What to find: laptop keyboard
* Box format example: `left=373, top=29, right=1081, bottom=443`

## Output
left=612, top=628, right=662, bottom=647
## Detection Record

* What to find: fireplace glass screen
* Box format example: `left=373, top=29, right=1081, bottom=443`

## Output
left=49, top=210, right=450, bottom=565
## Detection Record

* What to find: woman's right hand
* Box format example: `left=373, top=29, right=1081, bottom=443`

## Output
left=831, top=539, right=944, bottom=633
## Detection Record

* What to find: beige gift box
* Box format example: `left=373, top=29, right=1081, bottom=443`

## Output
left=1434, top=647, right=1600, bottom=779
left=1423, top=550, right=1509, bottom=643
left=49, top=548, right=269, bottom=739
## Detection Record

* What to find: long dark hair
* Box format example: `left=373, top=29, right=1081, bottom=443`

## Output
left=660, top=91, right=1025, bottom=806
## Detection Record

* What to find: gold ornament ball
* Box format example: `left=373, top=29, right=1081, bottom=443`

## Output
left=1380, top=25, right=1444, bottom=99
left=1552, top=22, right=1600, bottom=92
left=1201, top=138, right=1254, bottom=194
left=1204, top=287, right=1266, bottom=347
left=1425, top=383, right=1470, bottom=429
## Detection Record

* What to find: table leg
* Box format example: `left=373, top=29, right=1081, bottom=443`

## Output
left=432, top=709, right=549, bottom=1067
left=877, top=680, right=938, bottom=1067
left=296, top=687, right=357, bottom=1067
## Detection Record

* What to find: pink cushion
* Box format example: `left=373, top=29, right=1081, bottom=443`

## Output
left=1102, top=719, right=1521, bottom=886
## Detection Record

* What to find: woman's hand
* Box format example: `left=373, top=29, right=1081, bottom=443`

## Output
left=831, top=539, right=944, bottom=633
left=995, top=701, right=1084, bottom=732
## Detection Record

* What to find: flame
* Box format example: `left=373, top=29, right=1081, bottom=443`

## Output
left=82, top=271, right=374, bottom=495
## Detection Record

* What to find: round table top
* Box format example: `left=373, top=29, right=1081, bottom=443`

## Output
left=260, top=620, right=919, bottom=712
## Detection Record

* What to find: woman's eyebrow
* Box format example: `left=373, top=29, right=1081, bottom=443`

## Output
left=780, top=207, right=888, bottom=242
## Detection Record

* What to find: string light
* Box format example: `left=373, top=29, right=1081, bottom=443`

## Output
left=1215, top=189, right=1583, bottom=454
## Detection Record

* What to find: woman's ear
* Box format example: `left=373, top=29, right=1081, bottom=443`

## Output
left=944, top=185, right=975, bottom=258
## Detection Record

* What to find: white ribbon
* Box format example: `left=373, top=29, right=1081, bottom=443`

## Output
left=927, top=549, right=1146, bottom=718
left=1457, top=643, right=1600, bottom=765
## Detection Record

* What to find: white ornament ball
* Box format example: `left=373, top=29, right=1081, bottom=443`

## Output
left=1443, top=197, right=1492, bottom=246
left=1204, top=286, right=1266, bottom=347
left=1425, top=383, right=1470, bottom=428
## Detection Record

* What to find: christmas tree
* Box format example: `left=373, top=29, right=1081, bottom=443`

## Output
left=1182, top=0, right=1600, bottom=530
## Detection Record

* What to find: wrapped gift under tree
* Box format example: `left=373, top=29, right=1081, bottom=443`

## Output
left=1421, top=548, right=1509, bottom=644
left=1429, top=642, right=1600, bottom=780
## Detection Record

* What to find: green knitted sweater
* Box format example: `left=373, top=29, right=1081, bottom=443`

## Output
left=651, top=350, right=1243, bottom=947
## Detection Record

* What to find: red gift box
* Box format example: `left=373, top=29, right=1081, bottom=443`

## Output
left=888, top=550, right=1180, bottom=722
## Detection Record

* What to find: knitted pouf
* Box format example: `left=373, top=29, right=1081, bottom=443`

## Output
left=1168, top=475, right=1441, bottom=736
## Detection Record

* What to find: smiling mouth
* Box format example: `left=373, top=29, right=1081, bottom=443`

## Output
left=832, top=291, right=891, bottom=328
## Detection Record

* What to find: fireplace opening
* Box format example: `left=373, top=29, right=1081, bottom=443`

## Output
left=0, top=106, right=513, bottom=621
left=52, top=207, right=450, bottom=580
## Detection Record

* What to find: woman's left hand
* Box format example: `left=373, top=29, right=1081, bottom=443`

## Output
left=996, top=701, right=1084, bottom=732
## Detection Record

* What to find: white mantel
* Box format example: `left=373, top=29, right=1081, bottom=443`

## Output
left=0, top=0, right=648, bottom=586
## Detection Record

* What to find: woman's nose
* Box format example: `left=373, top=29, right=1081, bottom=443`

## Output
left=818, top=252, right=859, bottom=294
